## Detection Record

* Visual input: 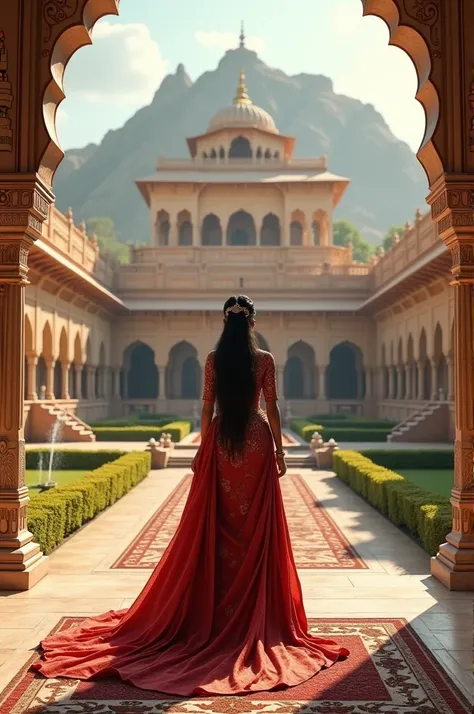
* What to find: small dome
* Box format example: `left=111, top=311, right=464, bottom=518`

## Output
left=208, top=70, right=278, bottom=135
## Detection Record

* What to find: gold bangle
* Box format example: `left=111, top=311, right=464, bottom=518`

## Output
left=275, top=450, right=285, bottom=457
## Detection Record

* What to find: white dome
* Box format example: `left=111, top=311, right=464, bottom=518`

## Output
left=207, top=71, right=278, bottom=135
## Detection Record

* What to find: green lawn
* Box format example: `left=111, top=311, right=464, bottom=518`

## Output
left=26, top=470, right=90, bottom=492
left=398, top=470, right=453, bottom=499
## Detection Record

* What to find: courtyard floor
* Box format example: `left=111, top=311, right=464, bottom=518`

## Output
left=0, top=450, right=471, bottom=712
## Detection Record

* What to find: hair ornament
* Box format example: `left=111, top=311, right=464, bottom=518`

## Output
left=225, top=303, right=250, bottom=320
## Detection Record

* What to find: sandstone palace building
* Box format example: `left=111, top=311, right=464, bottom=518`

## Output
left=24, top=72, right=454, bottom=443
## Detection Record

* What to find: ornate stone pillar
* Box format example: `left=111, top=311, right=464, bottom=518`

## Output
left=430, top=359, right=438, bottom=400
left=356, top=367, right=364, bottom=399
left=417, top=361, right=425, bottom=400
left=0, top=179, right=52, bottom=590
left=26, top=356, right=38, bottom=400
left=388, top=366, right=396, bottom=400
left=85, top=366, right=94, bottom=400
left=45, top=359, right=55, bottom=400
left=276, top=365, right=285, bottom=399
left=405, top=364, right=412, bottom=400
left=429, top=177, right=474, bottom=589
left=74, top=365, right=82, bottom=400
left=158, top=366, right=167, bottom=399
left=61, top=361, right=70, bottom=400
left=376, top=367, right=385, bottom=400
left=396, top=365, right=404, bottom=399
left=318, top=364, right=327, bottom=400
left=365, top=367, right=372, bottom=399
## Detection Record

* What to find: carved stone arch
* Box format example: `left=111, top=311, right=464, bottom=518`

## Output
left=361, top=0, right=442, bottom=184
left=39, top=0, right=120, bottom=184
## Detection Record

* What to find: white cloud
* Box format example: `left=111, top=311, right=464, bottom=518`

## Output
left=328, top=5, right=425, bottom=151
left=195, top=30, right=266, bottom=54
left=63, top=21, right=168, bottom=105
left=330, top=0, right=364, bottom=38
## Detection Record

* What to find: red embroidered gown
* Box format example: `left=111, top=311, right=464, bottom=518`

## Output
left=34, top=349, right=349, bottom=694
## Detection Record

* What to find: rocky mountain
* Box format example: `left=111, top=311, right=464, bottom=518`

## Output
left=55, top=142, right=98, bottom=183
left=53, top=47, right=427, bottom=245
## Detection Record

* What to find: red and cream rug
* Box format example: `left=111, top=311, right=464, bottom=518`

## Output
left=112, top=473, right=367, bottom=570
left=1, top=617, right=470, bottom=713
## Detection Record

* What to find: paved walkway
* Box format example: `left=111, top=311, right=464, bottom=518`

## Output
left=0, top=465, right=471, bottom=705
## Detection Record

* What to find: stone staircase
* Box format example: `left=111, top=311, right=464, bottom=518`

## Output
left=168, top=447, right=315, bottom=470
left=29, top=402, right=96, bottom=442
left=388, top=401, right=449, bottom=442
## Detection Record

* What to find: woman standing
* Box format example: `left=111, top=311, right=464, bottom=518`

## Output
left=34, top=294, right=348, bottom=694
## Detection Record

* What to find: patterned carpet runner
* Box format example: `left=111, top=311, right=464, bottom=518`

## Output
left=112, top=474, right=366, bottom=569
left=2, top=617, right=470, bottom=713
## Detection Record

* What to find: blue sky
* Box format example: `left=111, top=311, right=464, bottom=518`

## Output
left=58, top=0, right=425, bottom=152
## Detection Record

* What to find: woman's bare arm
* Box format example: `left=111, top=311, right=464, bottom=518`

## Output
left=266, top=401, right=283, bottom=452
left=200, top=401, right=214, bottom=441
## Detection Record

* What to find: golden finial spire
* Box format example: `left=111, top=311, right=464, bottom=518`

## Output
left=239, top=21, right=245, bottom=48
left=233, top=68, right=251, bottom=104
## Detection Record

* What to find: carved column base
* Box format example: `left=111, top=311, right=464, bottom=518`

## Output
left=0, top=489, right=48, bottom=591
left=431, top=546, right=474, bottom=590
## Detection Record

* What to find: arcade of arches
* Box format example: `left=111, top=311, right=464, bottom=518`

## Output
left=2, top=0, right=474, bottom=594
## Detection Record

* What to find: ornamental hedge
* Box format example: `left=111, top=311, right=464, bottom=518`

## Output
left=89, top=414, right=181, bottom=428
left=332, top=450, right=451, bottom=555
left=309, top=415, right=397, bottom=429
left=26, top=449, right=124, bottom=471
left=290, top=418, right=391, bottom=443
left=361, top=449, right=454, bottom=471
left=93, top=420, right=192, bottom=442
left=27, top=452, right=151, bottom=554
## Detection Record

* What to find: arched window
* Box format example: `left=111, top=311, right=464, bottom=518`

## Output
left=201, top=214, right=222, bottom=246
left=210, top=148, right=217, bottom=159
left=260, top=213, right=280, bottom=246
left=178, top=210, right=193, bottom=246
left=179, top=221, right=193, bottom=245
left=227, top=210, right=256, bottom=246
left=219, top=146, right=225, bottom=160
left=274, top=151, right=280, bottom=159
left=155, top=210, right=170, bottom=246
left=124, top=342, right=158, bottom=399
left=256, top=147, right=262, bottom=159
left=202, top=151, right=208, bottom=159
left=167, top=342, right=201, bottom=399
left=284, top=341, right=315, bottom=399
left=284, top=357, right=304, bottom=399
left=327, top=342, right=363, bottom=399
left=312, top=222, right=320, bottom=245
left=181, top=357, right=200, bottom=398
left=229, top=136, right=252, bottom=159
left=264, top=148, right=271, bottom=159
left=290, top=221, right=303, bottom=246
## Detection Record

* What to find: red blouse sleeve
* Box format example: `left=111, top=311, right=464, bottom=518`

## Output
left=262, top=352, right=278, bottom=403
left=202, top=352, right=216, bottom=402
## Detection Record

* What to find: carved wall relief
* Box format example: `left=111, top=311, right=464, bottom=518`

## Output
left=0, top=31, right=13, bottom=152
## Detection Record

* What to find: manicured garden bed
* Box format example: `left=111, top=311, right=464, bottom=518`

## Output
left=92, top=420, right=192, bottom=442
left=290, top=416, right=395, bottom=443
left=27, top=470, right=91, bottom=491
left=333, top=450, right=452, bottom=555
left=27, top=451, right=151, bottom=554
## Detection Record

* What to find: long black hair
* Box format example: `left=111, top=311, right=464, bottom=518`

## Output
left=214, top=295, right=258, bottom=457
